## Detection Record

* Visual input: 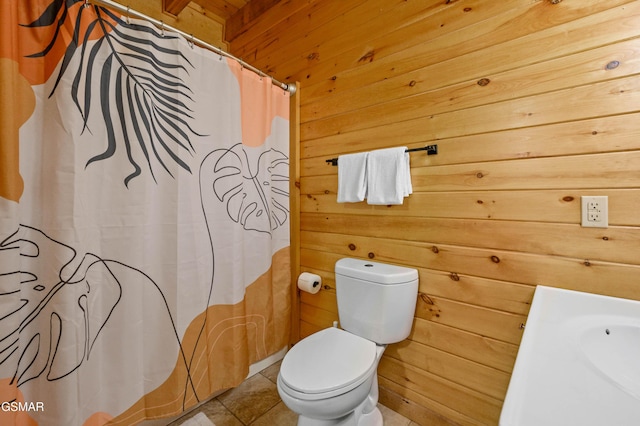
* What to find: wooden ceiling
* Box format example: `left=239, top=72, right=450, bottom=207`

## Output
left=164, top=0, right=248, bottom=21
left=163, top=0, right=279, bottom=42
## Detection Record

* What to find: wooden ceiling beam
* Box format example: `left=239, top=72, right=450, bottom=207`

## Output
left=163, top=0, right=192, bottom=16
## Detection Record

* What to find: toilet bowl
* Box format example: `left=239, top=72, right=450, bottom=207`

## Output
left=279, top=258, right=419, bottom=425
left=277, top=327, right=385, bottom=425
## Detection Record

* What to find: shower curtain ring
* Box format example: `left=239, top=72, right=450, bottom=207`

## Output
left=160, top=21, right=165, bottom=36
left=84, top=0, right=90, bottom=8
left=188, top=34, right=194, bottom=49
left=126, top=6, right=130, bottom=24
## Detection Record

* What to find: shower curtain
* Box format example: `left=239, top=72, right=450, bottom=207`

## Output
left=0, top=1, right=291, bottom=425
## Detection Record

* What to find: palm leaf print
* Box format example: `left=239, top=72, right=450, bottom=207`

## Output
left=25, top=1, right=202, bottom=186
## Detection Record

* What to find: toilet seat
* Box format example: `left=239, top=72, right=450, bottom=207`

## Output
left=280, top=327, right=377, bottom=396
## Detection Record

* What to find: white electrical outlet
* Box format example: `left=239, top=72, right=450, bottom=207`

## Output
left=581, top=196, right=608, bottom=228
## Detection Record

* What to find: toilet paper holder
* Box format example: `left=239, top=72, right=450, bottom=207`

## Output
left=297, top=272, right=322, bottom=294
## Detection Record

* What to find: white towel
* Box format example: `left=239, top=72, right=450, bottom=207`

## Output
left=366, top=147, right=412, bottom=205
left=337, top=152, right=368, bottom=203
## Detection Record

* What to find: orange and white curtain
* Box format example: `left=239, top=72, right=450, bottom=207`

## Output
left=0, top=1, right=291, bottom=425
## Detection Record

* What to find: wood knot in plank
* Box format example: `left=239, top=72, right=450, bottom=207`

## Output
left=307, top=52, right=319, bottom=61
left=348, top=243, right=356, bottom=251
left=368, top=252, right=375, bottom=259
left=432, top=246, right=439, bottom=253
left=562, top=196, right=574, bottom=202
left=491, top=255, right=500, bottom=263
left=449, top=272, right=460, bottom=281
left=358, top=50, right=375, bottom=63
left=583, top=259, right=591, bottom=266
left=477, top=78, right=490, bottom=86
left=605, top=61, right=620, bottom=70
left=419, top=292, right=435, bottom=305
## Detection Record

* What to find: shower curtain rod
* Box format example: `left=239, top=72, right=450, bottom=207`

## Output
left=87, top=0, right=296, bottom=94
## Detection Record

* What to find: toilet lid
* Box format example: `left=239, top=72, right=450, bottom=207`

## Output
left=280, top=327, right=376, bottom=394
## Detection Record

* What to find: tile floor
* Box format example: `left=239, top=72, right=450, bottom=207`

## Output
left=169, top=360, right=418, bottom=426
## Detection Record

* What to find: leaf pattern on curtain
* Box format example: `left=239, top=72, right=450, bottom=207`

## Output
left=204, top=143, right=290, bottom=233
left=26, top=0, right=203, bottom=186
left=0, top=226, right=123, bottom=387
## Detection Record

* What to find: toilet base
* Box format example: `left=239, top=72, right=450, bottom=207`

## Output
left=357, top=406, right=383, bottom=426
left=297, top=412, right=355, bottom=426
left=297, top=405, right=382, bottom=426
left=296, top=375, right=382, bottom=426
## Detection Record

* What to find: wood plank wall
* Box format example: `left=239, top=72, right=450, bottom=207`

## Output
left=228, top=1, right=640, bottom=425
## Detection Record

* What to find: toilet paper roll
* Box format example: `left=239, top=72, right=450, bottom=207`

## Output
left=297, top=272, right=322, bottom=294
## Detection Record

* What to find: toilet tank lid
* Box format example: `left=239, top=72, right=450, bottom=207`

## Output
left=335, top=258, right=418, bottom=285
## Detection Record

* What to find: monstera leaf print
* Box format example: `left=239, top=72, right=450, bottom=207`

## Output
left=201, top=144, right=289, bottom=233
left=25, top=1, right=202, bottom=186
left=0, top=226, right=122, bottom=386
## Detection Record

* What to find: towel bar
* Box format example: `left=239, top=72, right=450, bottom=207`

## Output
left=326, top=144, right=437, bottom=166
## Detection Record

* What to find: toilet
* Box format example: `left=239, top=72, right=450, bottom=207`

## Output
left=277, top=258, right=419, bottom=425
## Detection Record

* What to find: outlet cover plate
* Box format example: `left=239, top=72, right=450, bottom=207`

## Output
left=581, top=196, right=608, bottom=228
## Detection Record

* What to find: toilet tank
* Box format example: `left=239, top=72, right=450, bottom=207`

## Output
left=335, top=258, right=419, bottom=344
